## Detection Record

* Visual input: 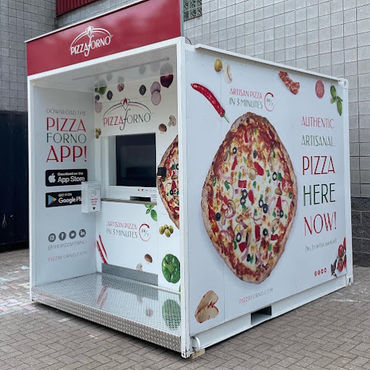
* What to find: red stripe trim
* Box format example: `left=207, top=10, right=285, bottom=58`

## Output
left=99, top=235, right=107, bottom=258
left=96, top=241, right=107, bottom=264
left=57, top=0, right=98, bottom=16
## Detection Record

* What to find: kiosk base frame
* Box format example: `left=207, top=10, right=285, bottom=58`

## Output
left=32, top=273, right=181, bottom=353
left=191, top=275, right=351, bottom=352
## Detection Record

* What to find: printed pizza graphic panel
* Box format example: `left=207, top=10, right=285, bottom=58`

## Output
left=201, top=112, right=297, bottom=283
left=157, top=136, right=179, bottom=228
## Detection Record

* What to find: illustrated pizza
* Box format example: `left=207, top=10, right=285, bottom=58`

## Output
left=157, top=135, right=179, bottom=228
left=201, top=112, right=297, bottom=283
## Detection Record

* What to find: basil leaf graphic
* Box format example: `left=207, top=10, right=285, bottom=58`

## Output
left=337, top=99, right=342, bottom=116
left=151, top=209, right=157, bottom=221
left=330, top=85, right=337, bottom=99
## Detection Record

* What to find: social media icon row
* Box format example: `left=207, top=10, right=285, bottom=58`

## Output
left=48, top=229, right=86, bottom=242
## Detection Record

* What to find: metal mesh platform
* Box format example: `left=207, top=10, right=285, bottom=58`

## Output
left=32, top=273, right=181, bottom=352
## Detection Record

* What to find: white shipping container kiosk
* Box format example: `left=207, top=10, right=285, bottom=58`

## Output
left=27, top=2, right=352, bottom=358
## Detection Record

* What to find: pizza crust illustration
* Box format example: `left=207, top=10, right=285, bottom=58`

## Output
left=201, top=112, right=297, bottom=283
left=157, top=135, right=179, bottom=228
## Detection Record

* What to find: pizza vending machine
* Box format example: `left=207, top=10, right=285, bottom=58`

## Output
left=27, top=1, right=352, bottom=358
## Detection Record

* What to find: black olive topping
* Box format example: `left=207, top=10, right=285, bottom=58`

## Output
left=215, top=212, right=221, bottom=221
left=176, top=164, right=179, bottom=170
left=95, top=95, right=100, bottom=101
left=246, top=253, right=251, bottom=262
left=236, top=233, right=242, bottom=242
left=272, top=172, right=277, bottom=181
left=170, top=190, right=174, bottom=195
left=280, top=209, right=284, bottom=217
left=240, top=197, right=246, bottom=206
left=232, top=147, right=237, bottom=154
left=253, top=149, right=257, bottom=159
left=258, top=199, right=264, bottom=208
left=139, top=85, right=146, bottom=95
left=263, top=204, right=268, bottom=213
left=241, top=189, right=248, bottom=198
left=263, top=228, right=268, bottom=236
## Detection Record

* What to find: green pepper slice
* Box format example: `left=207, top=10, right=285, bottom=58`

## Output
left=162, top=254, right=180, bottom=283
left=162, top=299, right=181, bottom=329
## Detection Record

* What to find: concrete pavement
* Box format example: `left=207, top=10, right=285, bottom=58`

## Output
left=1, top=248, right=370, bottom=369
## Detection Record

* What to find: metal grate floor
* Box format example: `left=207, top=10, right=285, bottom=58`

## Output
left=33, top=273, right=181, bottom=338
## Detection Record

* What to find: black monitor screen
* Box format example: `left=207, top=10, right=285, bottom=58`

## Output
left=116, top=133, right=156, bottom=187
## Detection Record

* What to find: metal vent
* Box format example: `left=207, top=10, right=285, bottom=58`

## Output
left=183, top=0, right=202, bottom=21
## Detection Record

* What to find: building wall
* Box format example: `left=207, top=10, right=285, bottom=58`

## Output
left=0, top=0, right=55, bottom=247
left=0, top=0, right=55, bottom=112
left=182, top=0, right=370, bottom=262
left=184, top=0, right=369, bottom=200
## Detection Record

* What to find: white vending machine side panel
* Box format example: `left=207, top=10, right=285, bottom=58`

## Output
left=184, top=44, right=351, bottom=346
left=29, top=86, right=96, bottom=287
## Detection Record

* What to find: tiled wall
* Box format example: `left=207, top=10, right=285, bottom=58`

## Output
left=182, top=0, right=370, bottom=262
left=0, top=0, right=55, bottom=112
left=352, top=197, right=370, bottom=265
left=184, top=0, right=369, bottom=200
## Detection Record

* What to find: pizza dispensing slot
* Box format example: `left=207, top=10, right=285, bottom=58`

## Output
left=129, top=196, right=152, bottom=203
left=157, top=167, right=166, bottom=178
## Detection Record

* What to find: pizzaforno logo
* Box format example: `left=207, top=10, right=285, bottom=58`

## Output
left=103, top=98, right=152, bottom=131
left=70, top=26, right=112, bottom=57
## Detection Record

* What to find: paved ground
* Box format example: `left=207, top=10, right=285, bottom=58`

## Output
left=1, top=249, right=370, bottom=369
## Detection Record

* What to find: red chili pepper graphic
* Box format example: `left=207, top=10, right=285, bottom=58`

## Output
left=191, top=83, right=229, bottom=122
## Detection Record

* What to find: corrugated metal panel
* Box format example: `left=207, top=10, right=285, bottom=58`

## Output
left=56, top=0, right=98, bottom=16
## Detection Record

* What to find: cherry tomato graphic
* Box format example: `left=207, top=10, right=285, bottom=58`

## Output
left=338, top=244, right=345, bottom=258
left=337, top=258, right=344, bottom=272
